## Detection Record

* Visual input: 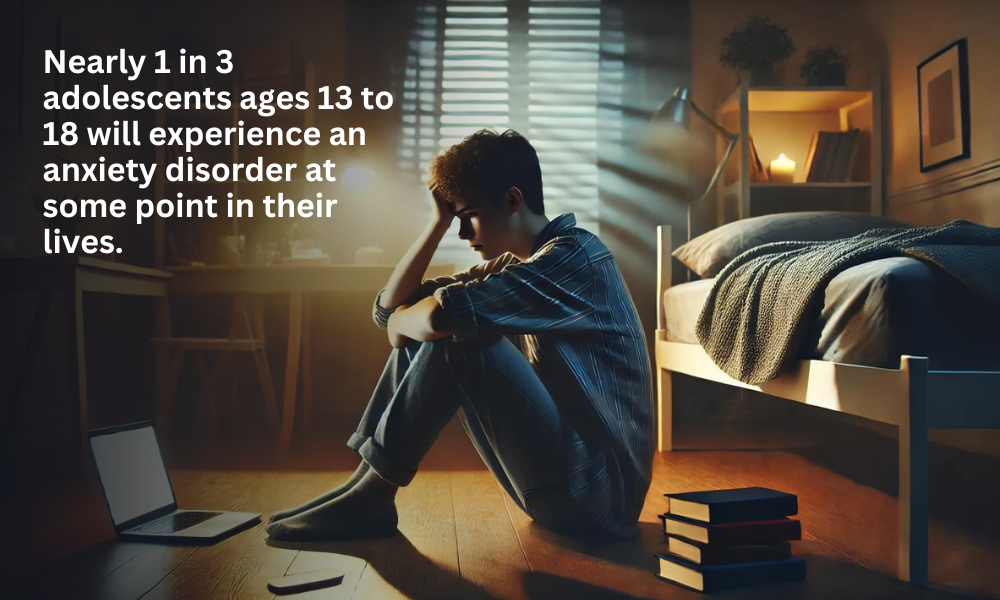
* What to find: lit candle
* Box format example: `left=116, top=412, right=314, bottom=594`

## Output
left=769, top=153, right=796, bottom=183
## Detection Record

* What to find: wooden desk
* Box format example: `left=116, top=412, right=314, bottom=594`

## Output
left=1, top=257, right=172, bottom=474
left=165, top=263, right=455, bottom=454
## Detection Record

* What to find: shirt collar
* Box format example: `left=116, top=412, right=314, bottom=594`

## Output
left=531, top=213, right=577, bottom=256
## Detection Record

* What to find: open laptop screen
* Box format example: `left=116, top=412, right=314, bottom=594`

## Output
left=90, top=424, right=175, bottom=526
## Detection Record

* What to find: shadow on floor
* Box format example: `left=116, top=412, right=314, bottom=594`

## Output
left=790, top=424, right=1000, bottom=541
left=521, top=552, right=974, bottom=600
left=268, top=533, right=507, bottom=600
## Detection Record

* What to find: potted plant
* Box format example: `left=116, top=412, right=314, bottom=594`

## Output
left=720, top=15, right=796, bottom=85
left=800, top=47, right=850, bottom=86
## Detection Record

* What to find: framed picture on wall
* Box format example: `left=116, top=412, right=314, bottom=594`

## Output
left=917, top=38, right=970, bottom=172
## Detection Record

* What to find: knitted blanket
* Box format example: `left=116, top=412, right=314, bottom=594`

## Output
left=696, top=220, right=1000, bottom=385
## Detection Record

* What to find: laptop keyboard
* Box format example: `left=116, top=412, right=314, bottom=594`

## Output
left=128, top=511, right=222, bottom=534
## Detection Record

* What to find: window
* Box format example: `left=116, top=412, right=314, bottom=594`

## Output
left=398, top=0, right=622, bottom=266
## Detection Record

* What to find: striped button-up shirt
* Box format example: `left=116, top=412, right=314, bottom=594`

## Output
left=373, top=213, right=653, bottom=538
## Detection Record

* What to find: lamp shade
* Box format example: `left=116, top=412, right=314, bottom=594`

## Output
left=652, top=87, right=692, bottom=130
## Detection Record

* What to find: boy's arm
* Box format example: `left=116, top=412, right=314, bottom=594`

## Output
left=379, top=179, right=452, bottom=309
left=385, top=296, right=455, bottom=348
left=432, top=237, right=597, bottom=340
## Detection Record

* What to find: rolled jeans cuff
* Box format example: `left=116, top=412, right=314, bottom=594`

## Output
left=347, top=432, right=367, bottom=452
left=356, top=436, right=417, bottom=487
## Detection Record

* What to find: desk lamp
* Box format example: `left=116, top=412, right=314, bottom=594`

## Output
left=652, top=87, right=738, bottom=241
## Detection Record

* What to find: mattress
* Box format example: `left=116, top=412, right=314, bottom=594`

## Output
left=663, top=256, right=1000, bottom=370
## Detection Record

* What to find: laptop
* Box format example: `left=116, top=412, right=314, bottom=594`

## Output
left=88, top=421, right=260, bottom=541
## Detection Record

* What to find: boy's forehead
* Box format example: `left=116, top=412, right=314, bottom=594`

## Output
left=451, top=198, right=480, bottom=214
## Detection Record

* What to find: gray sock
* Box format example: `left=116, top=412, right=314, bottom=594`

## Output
left=265, top=465, right=399, bottom=541
left=268, top=461, right=370, bottom=524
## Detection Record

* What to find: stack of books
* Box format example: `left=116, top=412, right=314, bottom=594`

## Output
left=655, top=487, right=805, bottom=593
left=802, top=129, right=869, bottom=182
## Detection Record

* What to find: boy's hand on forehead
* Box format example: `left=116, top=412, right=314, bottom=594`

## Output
left=428, top=176, right=453, bottom=228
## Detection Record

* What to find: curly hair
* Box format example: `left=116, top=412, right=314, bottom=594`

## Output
left=429, top=129, right=544, bottom=215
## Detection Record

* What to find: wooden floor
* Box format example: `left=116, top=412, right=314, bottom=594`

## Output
left=4, top=417, right=1000, bottom=600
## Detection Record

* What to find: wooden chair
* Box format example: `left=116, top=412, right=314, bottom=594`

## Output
left=152, top=293, right=279, bottom=435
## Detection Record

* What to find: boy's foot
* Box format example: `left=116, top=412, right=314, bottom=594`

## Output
left=268, top=461, right=370, bottom=524
left=265, top=467, right=399, bottom=541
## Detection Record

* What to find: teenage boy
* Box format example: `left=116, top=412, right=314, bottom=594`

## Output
left=266, top=129, right=652, bottom=541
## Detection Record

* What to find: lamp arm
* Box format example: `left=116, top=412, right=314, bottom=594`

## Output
left=688, top=100, right=737, bottom=141
left=700, top=134, right=738, bottom=202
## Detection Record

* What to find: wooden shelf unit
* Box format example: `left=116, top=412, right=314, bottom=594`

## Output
left=715, top=74, right=882, bottom=225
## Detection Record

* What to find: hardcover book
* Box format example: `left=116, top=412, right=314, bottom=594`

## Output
left=662, top=536, right=792, bottom=566
left=655, top=554, right=806, bottom=592
left=660, top=515, right=802, bottom=545
left=664, top=487, right=798, bottom=523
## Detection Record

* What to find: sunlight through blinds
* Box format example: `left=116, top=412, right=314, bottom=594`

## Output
left=398, top=0, right=621, bottom=266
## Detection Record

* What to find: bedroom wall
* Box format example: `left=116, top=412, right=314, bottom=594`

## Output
left=870, top=0, right=1000, bottom=226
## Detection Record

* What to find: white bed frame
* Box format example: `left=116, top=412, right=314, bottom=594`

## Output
left=655, top=226, right=1000, bottom=585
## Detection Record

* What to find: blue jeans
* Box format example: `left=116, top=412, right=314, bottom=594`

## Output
left=347, top=336, right=602, bottom=534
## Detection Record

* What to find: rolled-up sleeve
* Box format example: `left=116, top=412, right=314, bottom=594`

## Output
left=432, top=238, right=596, bottom=340
left=372, top=289, right=398, bottom=329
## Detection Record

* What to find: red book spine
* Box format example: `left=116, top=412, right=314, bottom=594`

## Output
left=706, top=518, right=801, bottom=545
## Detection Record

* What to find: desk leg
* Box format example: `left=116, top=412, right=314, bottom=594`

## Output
left=279, top=292, right=303, bottom=455
left=66, top=289, right=90, bottom=477
left=154, top=296, right=171, bottom=435
left=302, top=294, right=314, bottom=430
left=2, top=293, right=51, bottom=455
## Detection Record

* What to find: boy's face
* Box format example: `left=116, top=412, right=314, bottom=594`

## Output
left=452, top=195, right=515, bottom=261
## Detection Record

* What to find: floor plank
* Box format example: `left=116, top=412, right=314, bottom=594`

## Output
left=452, top=471, right=531, bottom=600
left=352, top=471, right=461, bottom=600
left=499, top=482, right=670, bottom=599
left=274, top=550, right=368, bottom=600
left=90, top=543, right=200, bottom=600
left=143, top=469, right=360, bottom=600
left=93, top=469, right=282, bottom=600
left=138, top=520, right=290, bottom=600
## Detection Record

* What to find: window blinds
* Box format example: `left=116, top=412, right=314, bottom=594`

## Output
left=399, top=0, right=621, bottom=265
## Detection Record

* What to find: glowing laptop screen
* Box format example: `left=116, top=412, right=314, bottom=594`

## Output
left=90, top=425, right=175, bottom=526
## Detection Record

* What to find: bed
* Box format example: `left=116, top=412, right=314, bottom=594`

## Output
left=654, top=224, right=1000, bottom=586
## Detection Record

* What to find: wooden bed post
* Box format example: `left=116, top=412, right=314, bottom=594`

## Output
left=898, top=356, right=929, bottom=585
left=656, top=226, right=673, bottom=452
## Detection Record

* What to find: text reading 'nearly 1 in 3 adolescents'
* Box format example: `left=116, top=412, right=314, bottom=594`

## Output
left=38, top=48, right=394, bottom=256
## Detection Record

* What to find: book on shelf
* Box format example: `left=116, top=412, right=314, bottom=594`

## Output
left=820, top=131, right=844, bottom=182
left=829, top=129, right=860, bottom=182
left=850, top=130, right=871, bottom=181
left=660, top=514, right=802, bottom=545
left=664, top=486, right=798, bottom=524
left=662, top=537, right=792, bottom=566
left=747, top=137, right=768, bottom=182
left=803, top=129, right=866, bottom=183
left=655, top=554, right=806, bottom=593
left=804, top=131, right=833, bottom=182
left=802, top=132, right=820, bottom=183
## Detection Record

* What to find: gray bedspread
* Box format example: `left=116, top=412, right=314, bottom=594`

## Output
left=696, top=220, right=1000, bottom=385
